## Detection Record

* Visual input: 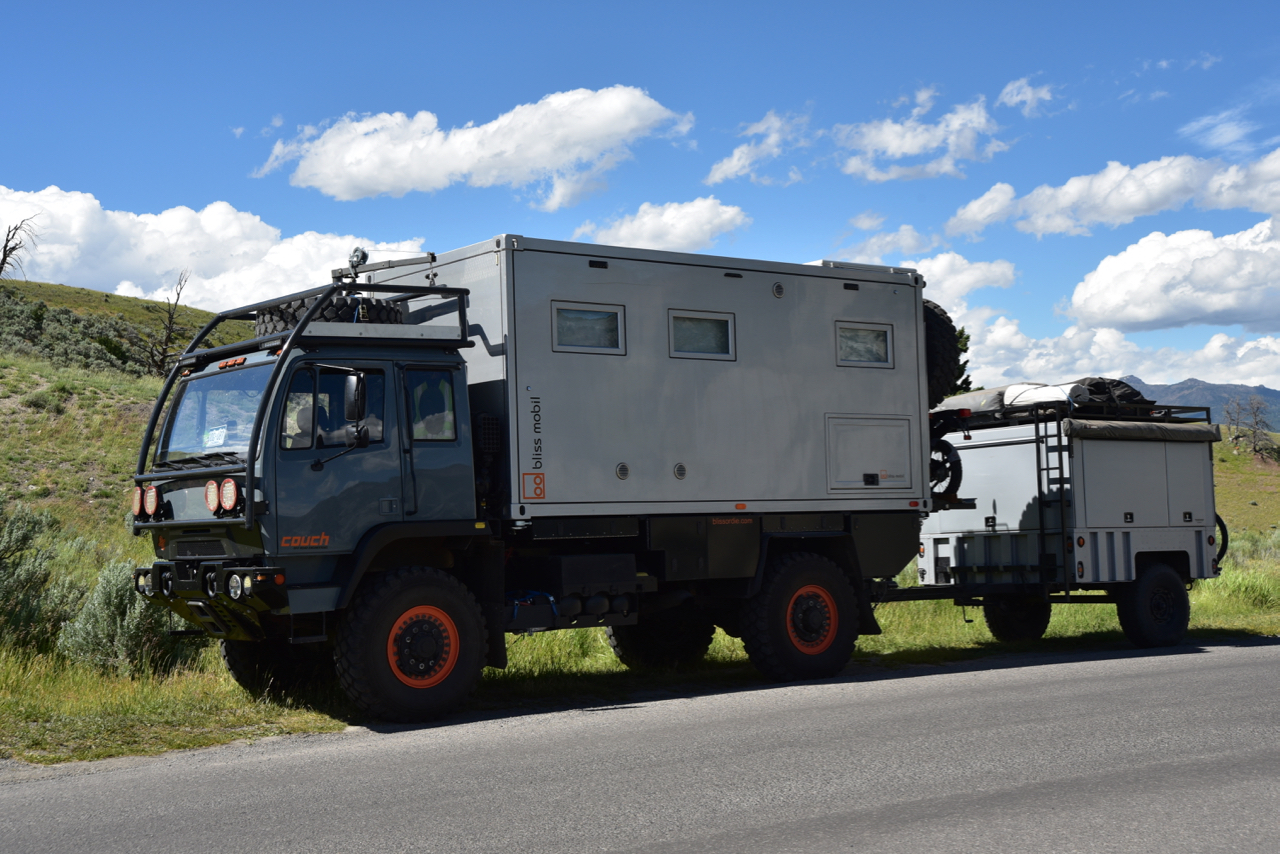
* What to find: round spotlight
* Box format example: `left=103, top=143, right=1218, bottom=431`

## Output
left=131, top=486, right=143, bottom=517
left=143, top=486, right=160, bottom=517
left=227, top=573, right=242, bottom=600
left=143, top=573, right=154, bottom=596
left=135, top=574, right=145, bottom=594
left=219, top=478, right=240, bottom=512
left=241, top=574, right=253, bottom=597
left=204, top=480, right=220, bottom=513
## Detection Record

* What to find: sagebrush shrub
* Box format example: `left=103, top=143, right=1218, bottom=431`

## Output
left=0, top=503, right=85, bottom=653
left=57, top=560, right=194, bottom=676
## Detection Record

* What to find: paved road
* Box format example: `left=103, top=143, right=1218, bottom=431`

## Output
left=2, top=641, right=1278, bottom=853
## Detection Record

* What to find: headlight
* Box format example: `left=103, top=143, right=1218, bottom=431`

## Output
left=241, top=574, right=253, bottom=597
left=131, top=486, right=143, bottom=517
left=204, top=480, right=220, bottom=513
left=143, top=486, right=160, bottom=516
left=143, top=573, right=154, bottom=596
left=219, top=478, right=240, bottom=512
left=227, top=573, right=242, bottom=600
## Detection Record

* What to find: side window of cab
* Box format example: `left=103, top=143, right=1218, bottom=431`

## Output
left=280, top=366, right=386, bottom=450
left=406, top=369, right=457, bottom=442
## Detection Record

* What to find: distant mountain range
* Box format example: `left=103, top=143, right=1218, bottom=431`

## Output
left=1120, top=376, right=1280, bottom=423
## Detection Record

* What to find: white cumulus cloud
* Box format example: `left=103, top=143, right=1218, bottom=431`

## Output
left=946, top=148, right=1280, bottom=237
left=1069, top=218, right=1280, bottom=332
left=0, top=185, right=421, bottom=311
left=839, top=225, right=939, bottom=265
left=256, top=86, right=690, bottom=211
left=704, top=111, right=806, bottom=185
left=573, top=197, right=750, bottom=252
left=996, top=78, right=1053, bottom=117
left=834, top=88, right=1006, bottom=182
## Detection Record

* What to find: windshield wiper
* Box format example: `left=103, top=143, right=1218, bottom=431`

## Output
left=153, top=451, right=245, bottom=472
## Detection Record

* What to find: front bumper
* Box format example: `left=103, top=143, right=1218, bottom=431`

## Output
left=133, top=561, right=288, bottom=641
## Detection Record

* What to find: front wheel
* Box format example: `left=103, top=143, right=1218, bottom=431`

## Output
left=741, top=552, right=859, bottom=682
left=335, top=567, right=487, bottom=722
left=1115, top=565, right=1190, bottom=648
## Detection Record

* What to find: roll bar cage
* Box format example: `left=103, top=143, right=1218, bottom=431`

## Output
left=133, top=260, right=471, bottom=531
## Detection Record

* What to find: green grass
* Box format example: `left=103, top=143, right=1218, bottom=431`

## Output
left=0, top=346, right=1277, bottom=765
left=0, top=645, right=344, bottom=764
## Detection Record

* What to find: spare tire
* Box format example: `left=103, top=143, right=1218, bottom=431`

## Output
left=923, top=299, right=962, bottom=409
left=255, top=296, right=403, bottom=338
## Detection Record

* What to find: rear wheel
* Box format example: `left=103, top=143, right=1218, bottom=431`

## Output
left=982, top=595, right=1052, bottom=642
left=606, top=615, right=716, bottom=670
left=1116, top=565, right=1190, bottom=648
left=220, top=638, right=334, bottom=696
left=741, top=552, right=859, bottom=682
left=335, top=567, right=486, bottom=722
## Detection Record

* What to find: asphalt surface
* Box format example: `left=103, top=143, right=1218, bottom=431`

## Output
left=2, top=640, right=1278, bottom=853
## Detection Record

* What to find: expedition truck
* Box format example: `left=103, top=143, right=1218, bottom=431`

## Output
left=129, top=236, right=1220, bottom=722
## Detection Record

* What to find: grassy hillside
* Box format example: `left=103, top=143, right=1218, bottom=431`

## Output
left=1, top=278, right=253, bottom=350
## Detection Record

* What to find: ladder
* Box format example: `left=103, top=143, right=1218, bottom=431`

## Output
left=1032, top=405, right=1072, bottom=591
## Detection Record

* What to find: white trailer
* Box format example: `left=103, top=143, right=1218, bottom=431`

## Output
left=918, top=383, right=1224, bottom=648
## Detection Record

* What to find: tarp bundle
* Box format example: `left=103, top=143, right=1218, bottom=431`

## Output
left=934, top=376, right=1153, bottom=417
left=1062, top=419, right=1221, bottom=443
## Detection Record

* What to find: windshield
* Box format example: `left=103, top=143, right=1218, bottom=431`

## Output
left=157, top=364, right=274, bottom=464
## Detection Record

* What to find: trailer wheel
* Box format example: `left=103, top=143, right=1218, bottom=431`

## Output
left=982, top=596, right=1052, bottom=642
left=923, top=299, right=962, bottom=409
left=255, top=296, right=403, bottom=338
left=741, top=552, right=859, bottom=682
left=1115, top=565, right=1190, bottom=649
left=220, top=638, right=334, bottom=697
left=335, top=566, right=486, bottom=722
left=605, top=616, right=716, bottom=670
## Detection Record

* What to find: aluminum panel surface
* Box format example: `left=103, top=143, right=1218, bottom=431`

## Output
left=508, top=248, right=926, bottom=509
left=1080, top=440, right=1169, bottom=528
left=1165, top=441, right=1212, bottom=526
left=825, top=416, right=913, bottom=491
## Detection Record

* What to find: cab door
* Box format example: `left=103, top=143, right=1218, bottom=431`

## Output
left=274, top=361, right=403, bottom=555
left=399, top=364, right=475, bottom=520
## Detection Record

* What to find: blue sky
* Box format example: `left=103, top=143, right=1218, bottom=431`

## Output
left=4, top=1, right=1280, bottom=388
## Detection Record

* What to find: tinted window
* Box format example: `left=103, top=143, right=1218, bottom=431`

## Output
left=407, top=369, right=456, bottom=442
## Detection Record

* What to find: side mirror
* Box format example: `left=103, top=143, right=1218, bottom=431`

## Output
left=343, top=374, right=366, bottom=422
left=344, top=424, right=370, bottom=449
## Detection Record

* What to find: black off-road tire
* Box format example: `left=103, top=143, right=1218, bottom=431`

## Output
left=983, top=595, right=1052, bottom=642
left=605, top=616, right=716, bottom=670
left=334, top=566, right=486, bottom=722
left=255, top=296, right=403, bottom=338
left=1115, top=565, right=1190, bottom=649
left=741, top=552, right=860, bottom=682
left=220, top=638, right=335, bottom=696
left=923, top=299, right=962, bottom=409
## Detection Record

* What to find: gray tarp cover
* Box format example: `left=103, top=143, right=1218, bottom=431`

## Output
left=1063, top=419, right=1221, bottom=443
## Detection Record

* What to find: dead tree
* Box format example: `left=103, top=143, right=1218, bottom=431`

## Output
left=0, top=216, right=40, bottom=281
left=134, top=270, right=191, bottom=377
left=1223, top=396, right=1243, bottom=444
left=1242, top=394, right=1277, bottom=458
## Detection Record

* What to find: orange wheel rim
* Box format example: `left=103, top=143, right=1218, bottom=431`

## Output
left=386, top=605, right=458, bottom=688
left=787, top=585, right=838, bottom=655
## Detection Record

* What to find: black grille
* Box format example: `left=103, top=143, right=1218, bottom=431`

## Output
left=175, top=540, right=224, bottom=557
